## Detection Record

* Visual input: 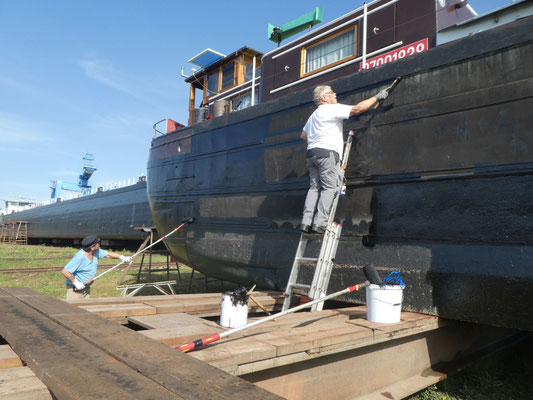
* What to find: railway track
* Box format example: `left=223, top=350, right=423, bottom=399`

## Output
left=0, top=256, right=168, bottom=261
left=0, top=257, right=76, bottom=261
left=0, top=262, right=173, bottom=275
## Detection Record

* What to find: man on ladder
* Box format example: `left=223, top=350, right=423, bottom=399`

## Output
left=300, top=85, right=389, bottom=234
left=283, top=82, right=398, bottom=312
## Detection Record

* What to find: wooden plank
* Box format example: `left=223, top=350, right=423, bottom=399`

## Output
left=133, top=313, right=224, bottom=347
left=68, top=291, right=284, bottom=306
left=67, top=291, right=291, bottom=321
left=142, top=299, right=221, bottom=315
left=141, top=325, right=223, bottom=347
left=257, top=324, right=372, bottom=357
left=0, top=345, right=22, bottom=369
left=78, top=303, right=157, bottom=319
left=0, top=366, right=52, bottom=400
left=65, top=291, right=283, bottom=307
left=128, top=312, right=221, bottom=329
left=0, top=366, right=36, bottom=379
left=192, top=336, right=278, bottom=369
left=0, top=297, right=183, bottom=399
left=0, top=287, right=282, bottom=400
left=190, top=319, right=365, bottom=368
left=64, top=292, right=219, bottom=307
left=346, top=311, right=437, bottom=333
left=145, top=293, right=288, bottom=316
left=345, top=312, right=443, bottom=344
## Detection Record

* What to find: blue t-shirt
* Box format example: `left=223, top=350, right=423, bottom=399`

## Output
left=64, top=249, right=107, bottom=285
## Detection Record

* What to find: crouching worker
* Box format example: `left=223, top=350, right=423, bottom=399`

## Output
left=300, top=85, right=388, bottom=234
left=61, top=235, right=131, bottom=300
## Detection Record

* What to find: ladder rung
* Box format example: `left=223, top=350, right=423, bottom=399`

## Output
left=297, top=257, right=318, bottom=263
left=290, top=283, right=311, bottom=290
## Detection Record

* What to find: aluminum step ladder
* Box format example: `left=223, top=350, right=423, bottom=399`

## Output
left=282, top=130, right=355, bottom=312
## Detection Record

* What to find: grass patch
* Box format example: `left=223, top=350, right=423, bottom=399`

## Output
left=407, top=335, right=533, bottom=399
left=0, top=243, right=76, bottom=259
left=0, top=243, right=232, bottom=299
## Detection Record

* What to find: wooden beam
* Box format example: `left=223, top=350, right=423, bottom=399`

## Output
left=236, top=54, right=244, bottom=86
left=188, top=83, right=195, bottom=126
left=0, top=287, right=283, bottom=400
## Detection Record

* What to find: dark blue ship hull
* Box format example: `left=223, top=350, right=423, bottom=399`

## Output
left=147, top=17, right=533, bottom=331
left=1, top=181, right=153, bottom=242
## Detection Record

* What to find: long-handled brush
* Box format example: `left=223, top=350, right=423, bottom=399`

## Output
left=177, top=264, right=381, bottom=352
left=373, top=76, right=402, bottom=109
left=85, top=217, right=194, bottom=285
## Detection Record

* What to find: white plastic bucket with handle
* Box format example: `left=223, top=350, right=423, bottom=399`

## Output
left=366, top=284, right=405, bottom=323
left=220, top=291, right=249, bottom=328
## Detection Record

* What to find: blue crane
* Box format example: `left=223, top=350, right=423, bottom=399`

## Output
left=50, top=153, right=97, bottom=199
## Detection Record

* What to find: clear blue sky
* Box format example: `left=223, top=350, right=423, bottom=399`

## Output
left=0, top=0, right=511, bottom=202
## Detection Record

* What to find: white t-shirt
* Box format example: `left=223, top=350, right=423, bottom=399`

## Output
left=303, top=103, right=352, bottom=158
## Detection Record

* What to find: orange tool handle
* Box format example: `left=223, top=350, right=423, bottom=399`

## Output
left=178, top=333, right=221, bottom=353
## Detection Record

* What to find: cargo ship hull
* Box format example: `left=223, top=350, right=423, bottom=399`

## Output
left=1, top=181, right=153, bottom=243
left=147, top=17, right=533, bottom=331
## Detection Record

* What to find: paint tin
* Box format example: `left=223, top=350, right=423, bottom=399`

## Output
left=220, top=288, right=249, bottom=328
left=366, top=284, right=405, bottom=323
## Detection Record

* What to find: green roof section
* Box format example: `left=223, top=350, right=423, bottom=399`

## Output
left=268, top=7, right=323, bottom=45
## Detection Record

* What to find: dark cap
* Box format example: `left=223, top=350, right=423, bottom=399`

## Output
left=81, top=235, right=100, bottom=250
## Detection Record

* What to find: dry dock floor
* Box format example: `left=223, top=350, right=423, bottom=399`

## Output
left=0, top=286, right=512, bottom=399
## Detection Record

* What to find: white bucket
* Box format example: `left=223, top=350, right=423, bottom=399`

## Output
left=220, top=291, right=249, bottom=328
left=366, top=284, right=405, bottom=323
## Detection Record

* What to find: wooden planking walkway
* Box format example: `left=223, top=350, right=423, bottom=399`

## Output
left=127, top=306, right=499, bottom=400
left=153, top=308, right=442, bottom=375
left=70, top=292, right=444, bottom=377
left=0, top=345, right=52, bottom=399
left=127, top=305, right=444, bottom=376
left=0, top=287, right=283, bottom=400
left=67, top=291, right=291, bottom=322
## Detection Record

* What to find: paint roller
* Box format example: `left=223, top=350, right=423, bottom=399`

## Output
left=363, top=263, right=382, bottom=285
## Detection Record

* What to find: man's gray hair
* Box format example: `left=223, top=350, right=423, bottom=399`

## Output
left=313, top=85, right=330, bottom=105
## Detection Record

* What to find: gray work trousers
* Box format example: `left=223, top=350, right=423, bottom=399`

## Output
left=301, top=151, right=340, bottom=228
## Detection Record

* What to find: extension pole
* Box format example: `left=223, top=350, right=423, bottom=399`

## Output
left=85, top=217, right=193, bottom=285
left=177, top=280, right=370, bottom=352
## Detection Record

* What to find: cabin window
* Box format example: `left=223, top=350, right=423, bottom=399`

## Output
left=221, top=63, right=235, bottom=89
left=232, top=88, right=259, bottom=111
left=207, top=73, right=219, bottom=94
left=245, top=62, right=261, bottom=81
left=302, top=26, right=357, bottom=76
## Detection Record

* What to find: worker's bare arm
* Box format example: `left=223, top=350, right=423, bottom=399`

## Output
left=349, top=89, right=389, bottom=116
left=61, top=268, right=75, bottom=282
left=349, top=97, right=377, bottom=116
